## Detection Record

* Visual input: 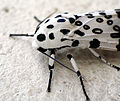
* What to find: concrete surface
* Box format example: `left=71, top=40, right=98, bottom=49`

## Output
left=0, top=0, right=120, bottom=101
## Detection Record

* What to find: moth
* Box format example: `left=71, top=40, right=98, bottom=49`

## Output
left=10, top=9, right=120, bottom=101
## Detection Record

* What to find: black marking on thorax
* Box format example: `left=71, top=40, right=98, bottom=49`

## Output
left=49, top=33, right=55, bottom=40
left=37, top=34, right=46, bottom=42
left=47, top=24, right=54, bottom=29
left=57, top=19, right=66, bottom=22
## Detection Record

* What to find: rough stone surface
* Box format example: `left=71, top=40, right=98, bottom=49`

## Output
left=0, top=0, right=120, bottom=101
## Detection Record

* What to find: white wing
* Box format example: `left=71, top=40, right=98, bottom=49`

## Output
left=64, top=9, right=120, bottom=51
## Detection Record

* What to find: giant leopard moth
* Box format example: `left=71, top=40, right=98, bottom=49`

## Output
left=10, top=9, right=120, bottom=101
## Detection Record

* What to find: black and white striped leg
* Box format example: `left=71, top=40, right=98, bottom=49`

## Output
left=88, top=48, right=120, bottom=71
left=47, top=50, right=55, bottom=92
left=67, top=54, right=90, bottom=101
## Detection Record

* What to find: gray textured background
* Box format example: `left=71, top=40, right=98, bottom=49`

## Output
left=0, top=0, right=120, bottom=101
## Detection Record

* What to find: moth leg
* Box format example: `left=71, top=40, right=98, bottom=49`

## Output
left=34, top=16, right=42, bottom=23
left=67, top=54, right=90, bottom=101
left=47, top=49, right=55, bottom=92
left=88, top=48, right=120, bottom=71
left=9, top=33, right=34, bottom=37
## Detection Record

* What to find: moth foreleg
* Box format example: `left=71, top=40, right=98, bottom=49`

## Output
left=34, top=16, right=42, bottom=23
left=88, top=48, right=120, bottom=71
left=67, top=54, right=90, bottom=101
left=47, top=49, right=55, bottom=92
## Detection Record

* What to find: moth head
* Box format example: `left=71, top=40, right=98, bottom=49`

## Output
left=32, top=12, right=75, bottom=50
left=32, top=25, right=64, bottom=50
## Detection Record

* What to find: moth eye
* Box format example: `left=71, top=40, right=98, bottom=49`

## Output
left=37, top=34, right=46, bottom=42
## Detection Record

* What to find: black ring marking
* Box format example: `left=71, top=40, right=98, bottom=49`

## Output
left=107, top=20, right=113, bottom=25
left=92, top=28, right=103, bottom=34
left=96, top=18, right=104, bottom=23
left=83, top=25, right=90, bottom=30
left=75, top=21, right=82, bottom=26
left=113, top=25, right=120, bottom=31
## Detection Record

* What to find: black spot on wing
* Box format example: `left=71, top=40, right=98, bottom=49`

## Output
left=57, top=19, right=66, bottom=22
left=116, top=39, right=120, bottom=51
left=74, top=30, right=85, bottom=36
left=72, top=40, right=79, bottom=47
left=89, top=39, right=100, bottom=48
left=96, top=18, right=104, bottom=23
left=60, top=29, right=70, bottom=35
left=69, top=17, right=75, bottom=24
left=107, top=20, right=113, bottom=25
left=49, top=33, right=55, bottom=40
left=113, top=25, right=120, bottom=31
left=92, top=28, right=103, bottom=34
left=110, top=33, right=120, bottom=38
left=115, top=9, right=120, bottom=18
left=47, top=24, right=54, bottom=29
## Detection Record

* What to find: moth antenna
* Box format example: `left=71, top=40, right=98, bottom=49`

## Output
left=34, top=9, right=58, bottom=31
left=42, top=9, right=58, bottom=23
left=9, top=33, right=34, bottom=37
